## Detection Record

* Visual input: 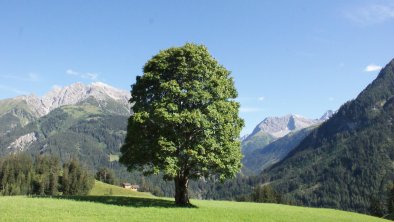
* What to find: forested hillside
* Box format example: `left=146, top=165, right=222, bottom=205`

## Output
left=243, top=126, right=315, bottom=173
left=264, top=59, right=394, bottom=214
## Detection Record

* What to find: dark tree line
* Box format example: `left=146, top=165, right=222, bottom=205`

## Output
left=235, top=184, right=284, bottom=204
left=369, top=183, right=394, bottom=219
left=0, top=154, right=94, bottom=196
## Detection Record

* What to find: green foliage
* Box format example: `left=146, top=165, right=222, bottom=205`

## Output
left=120, top=43, right=244, bottom=205
left=32, top=155, right=61, bottom=195
left=369, top=195, right=385, bottom=217
left=0, top=154, right=94, bottom=196
left=251, top=185, right=282, bottom=204
left=387, top=183, right=394, bottom=214
left=263, top=59, right=394, bottom=214
left=0, top=154, right=33, bottom=195
left=61, top=159, right=94, bottom=195
left=95, top=168, right=117, bottom=185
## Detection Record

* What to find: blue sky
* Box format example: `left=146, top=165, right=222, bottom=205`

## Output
left=1, top=0, right=393, bottom=135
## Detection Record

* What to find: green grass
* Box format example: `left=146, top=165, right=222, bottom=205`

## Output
left=0, top=180, right=388, bottom=222
left=62, top=104, right=102, bottom=118
left=89, top=180, right=153, bottom=198
left=0, top=195, right=389, bottom=222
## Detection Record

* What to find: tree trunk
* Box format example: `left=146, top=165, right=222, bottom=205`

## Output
left=174, top=176, right=189, bottom=206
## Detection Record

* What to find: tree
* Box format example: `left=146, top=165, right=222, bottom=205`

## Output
left=33, top=155, right=60, bottom=195
left=95, top=168, right=116, bottom=185
left=369, top=195, right=385, bottom=217
left=61, top=159, right=94, bottom=195
left=387, top=183, right=394, bottom=216
left=251, top=185, right=282, bottom=203
left=120, top=43, right=244, bottom=206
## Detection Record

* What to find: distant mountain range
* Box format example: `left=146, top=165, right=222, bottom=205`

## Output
left=6, top=82, right=130, bottom=117
left=0, top=80, right=335, bottom=176
left=241, top=111, right=333, bottom=173
left=0, top=82, right=130, bottom=166
left=248, top=113, right=329, bottom=139
left=263, top=58, right=394, bottom=213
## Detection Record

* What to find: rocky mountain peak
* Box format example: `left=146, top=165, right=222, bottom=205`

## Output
left=319, top=110, right=334, bottom=121
left=16, top=82, right=131, bottom=117
left=251, top=112, right=330, bottom=139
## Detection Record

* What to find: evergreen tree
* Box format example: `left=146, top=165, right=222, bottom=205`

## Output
left=0, top=154, right=33, bottom=195
left=369, top=196, right=385, bottom=217
left=387, top=183, right=394, bottom=214
left=61, top=159, right=94, bottom=195
left=251, top=185, right=282, bottom=203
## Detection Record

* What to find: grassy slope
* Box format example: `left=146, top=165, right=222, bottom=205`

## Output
left=0, top=196, right=388, bottom=222
left=89, top=180, right=153, bottom=197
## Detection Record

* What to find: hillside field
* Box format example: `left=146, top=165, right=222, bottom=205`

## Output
left=0, top=182, right=388, bottom=222
left=88, top=180, right=153, bottom=197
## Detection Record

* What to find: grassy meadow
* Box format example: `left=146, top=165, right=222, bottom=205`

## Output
left=0, top=181, right=389, bottom=222
left=88, top=180, right=153, bottom=197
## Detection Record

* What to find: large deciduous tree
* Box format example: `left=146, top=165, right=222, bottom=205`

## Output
left=120, top=43, right=244, bottom=206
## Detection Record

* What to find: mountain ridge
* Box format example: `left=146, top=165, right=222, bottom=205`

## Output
left=241, top=111, right=333, bottom=173
left=13, top=82, right=131, bottom=117
left=263, top=58, right=394, bottom=213
left=247, top=111, right=333, bottom=140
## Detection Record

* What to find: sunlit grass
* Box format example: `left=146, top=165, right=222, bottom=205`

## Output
left=89, top=180, right=153, bottom=198
left=0, top=195, right=388, bottom=222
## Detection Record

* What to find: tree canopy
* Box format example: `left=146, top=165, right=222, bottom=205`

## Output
left=120, top=43, right=244, bottom=205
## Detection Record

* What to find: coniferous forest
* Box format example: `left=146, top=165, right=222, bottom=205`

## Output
left=0, top=154, right=94, bottom=196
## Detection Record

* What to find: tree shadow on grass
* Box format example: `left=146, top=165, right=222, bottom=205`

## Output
left=31, top=195, right=197, bottom=208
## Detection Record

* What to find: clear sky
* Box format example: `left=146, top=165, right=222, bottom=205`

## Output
left=1, top=0, right=393, bottom=135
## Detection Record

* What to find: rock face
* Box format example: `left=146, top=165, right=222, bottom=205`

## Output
left=16, top=82, right=130, bottom=117
left=7, top=133, right=37, bottom=153
left=250, top=113, right=327, bottom=139
left=319, top=110, right=334, bottom=121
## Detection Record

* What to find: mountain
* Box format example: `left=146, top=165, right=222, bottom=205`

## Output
left=242, top=114, right=319, bottom=155
left=243, top=126, right=317, bottom=173
left=0, top=82, right=131, bottom=159
left=18, top=82, right=130, bottom=117
left=0, top=82, right=130, bottom=136
left=319, top=110, right=334, bottom=121
left=251, top=114, right=321, bottom=139
left=263, top=59, right=394, bottom=213
left=241, top=112, right=332, bottom=172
